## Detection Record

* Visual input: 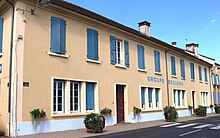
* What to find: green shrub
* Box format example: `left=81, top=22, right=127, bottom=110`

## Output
left=100, top=107, right=112, bottom=116
left=163, top=106, right=178, bottom=122
left=0, top=130, right=5, bottom=136
left=84, top=113, right=105, bottom=133
left=188, top=105, right=193, bottom=110
left=194, top=105, right=207, bottom=117
left=214, top=104, right=220, bottom=114
left=30, top=109, right=46, bottom=119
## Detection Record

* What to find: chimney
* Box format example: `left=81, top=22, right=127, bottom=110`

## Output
left=138, top=21, right=151, bottom=36
left=171, top=42, right=177, bottom=47
left=186, top=43, right=199, bottom=57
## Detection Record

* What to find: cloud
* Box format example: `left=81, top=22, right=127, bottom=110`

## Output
left=210, top=19, right=216, bottom=23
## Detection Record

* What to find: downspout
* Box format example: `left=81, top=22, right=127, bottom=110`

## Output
left=165, top=50, right=170, bottom=106
left=6, top=0, right=15, bottom=137
left=209, top=67, right=213, bottom=106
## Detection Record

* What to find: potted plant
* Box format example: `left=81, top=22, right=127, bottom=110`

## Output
left=30, top=109, right=46, bottom=119
left=0, top=130, right=5, bottom=137
left=214, top=104, right=220, bottom=114
left=188, top=105, right=193, bottom=114
left=84, top=113, right=105, bottom=133
left=210, top=104, right=214, bottom=113
left=133, top=106, right=141, bottom=119
left=100, top=107, right=112, bottom=117
left=163, top=106, right=178, bottom=122
left=194, top=105, right=207, bottom=117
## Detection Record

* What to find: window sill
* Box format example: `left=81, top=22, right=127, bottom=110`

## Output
left=175, top=107, right=187, bottom=110
left=171, top=75, right=177, bottom=78
left=86, top=59, right=101, bottom=64
left=199, top=81, right=203, bottom=83
left=141, top=109, right=162, bottom=113
left=137, top=68, right=147, bottom=73
left=154, top=72, right=162, bottom=75
left=52, top=113, right=86, bottom=118
left=115, top=64, right=127, bottom=69
left=191, top=79, right=195, bottom=82
left=0, top=53, right=3, bottom=57
left=48, top=51, right=69, bottom=58
left=181, top=77, right=186, bottom=80
left=205, top=81, right=208, bottom=84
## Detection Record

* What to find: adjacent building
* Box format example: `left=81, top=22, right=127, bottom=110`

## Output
left=0, top=0, right=214, bottom=136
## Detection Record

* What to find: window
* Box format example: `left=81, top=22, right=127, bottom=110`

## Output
left=53, top=80, right=65, bottom=113
left=137, top=45, right=145, bottom=69
left=50, top=17, right=66, bottom=54
left=218, top=92, right=220, bottom=105
left=86, top=82, right=95, bottom=112
left=204, top=68, right=208, bottom=82
left=87, top=28, right=98, bottom=60
left=140, top=87, right=160, bottom=110
left=190, top=63, right=195, bottom=80
left=198, top=66, right=202, bottom=81
left=213, top=91, right=217, bottom=105
left=201, top=92, right=208, bottom=106
left=154, top=50, right=161, bottom=73
left=173, top=89, right=186, bottom=108
left=180, top=59, right=185, bottom=78
left=171, top=56, right=176, bottom=76
left=110, top=36, right=129, bottom=67
left=0, top=18, right=3, bottom=53
left=70, top=82, right=80, bottom=112
left=0, top=64, right=2, bottom=73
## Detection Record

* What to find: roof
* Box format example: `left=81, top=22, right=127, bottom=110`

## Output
left=50, top=0, right=212, bottom=67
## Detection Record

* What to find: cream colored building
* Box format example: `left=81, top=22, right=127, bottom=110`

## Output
left=0, top=0, right=213, bottom=136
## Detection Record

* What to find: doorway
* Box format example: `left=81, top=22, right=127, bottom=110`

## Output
left=192, top=91, right=195, bottom=111
left=116, top=85, right=125, bottom=123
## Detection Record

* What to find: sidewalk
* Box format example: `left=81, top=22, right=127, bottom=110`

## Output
left=17, top=113, right=220, bottom=138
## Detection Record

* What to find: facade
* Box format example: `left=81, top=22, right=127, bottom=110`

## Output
left=212, top=64, right=220, bottom=105
left=0, top=0, right=213, bottom=136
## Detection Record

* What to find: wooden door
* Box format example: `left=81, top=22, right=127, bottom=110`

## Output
left=116, top=85, right=124, bottom=123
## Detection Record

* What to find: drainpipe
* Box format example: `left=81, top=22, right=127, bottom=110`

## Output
left=209, top=67, right=213, bottom=106
left=6, top=0, right=15, bottom=137
left=165, top=50, right=170, bottom=106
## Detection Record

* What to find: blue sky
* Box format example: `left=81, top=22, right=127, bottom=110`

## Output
left=67, top=0, right=220, bottom=63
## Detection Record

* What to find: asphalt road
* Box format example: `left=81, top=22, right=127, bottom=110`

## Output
left=92, top=116, right=220, bottom=138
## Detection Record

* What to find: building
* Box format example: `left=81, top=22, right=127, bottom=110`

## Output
left=0, top=0, right=213, bottom=136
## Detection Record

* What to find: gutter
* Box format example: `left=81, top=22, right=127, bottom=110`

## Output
left=5, top=0, right=15, bottom=137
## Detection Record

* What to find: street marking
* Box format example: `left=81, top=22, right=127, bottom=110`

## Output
left=210, top=125, right=220, bottom=130
left=176, top=123, right=199, bottom=128
left=193, top=124, right=213, bottom=129
left=179, top=129, right=202, bottom=137
left=160, top=123, right=182, bottom=128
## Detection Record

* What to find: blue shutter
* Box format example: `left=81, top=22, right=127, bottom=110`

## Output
left=137, top=45, right=145, bottom=69
left=182, top=91, right=184, bottom=99
left=110, top=35, right=116, bottom=64
left=148, top=88, right=152, bottom=103
left=86, top=83, right=95, bottom=110
left=198, top=66, right=202, bottom=81
left=218, top=92, right=220, bottom=104
left=0, top=18, right=3, bottom=53
left=155, top=88, right=159, bottom=102
left=154, top=50, right=161, bottom=72
left=178, top=90, right=181, bottom=106
left=60, top=18, right=66, bottom=54
left=204, top=68, right=208, bottom=82
left=124, top=40, right=129, bottom=67
left=51, top=17, right=66, bottom=54
left=173, top=91, right=176, bottom=104
left=87, top=29, right=98, bottom=60
left=171, top=56, right=176, bottom=76
left=141, top=87, right=145, bottom=106
left=190, top=63, right=195, bottom=80
left=180, top=59, right=185, bottom=78
left=214, top=92, right=217, bottom=104
left=214, top=74, right=217, bottom=85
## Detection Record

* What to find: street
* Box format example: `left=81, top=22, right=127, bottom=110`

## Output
left=92, top=116, right=220, bottom=138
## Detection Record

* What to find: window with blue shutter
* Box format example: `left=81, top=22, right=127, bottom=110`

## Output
left=190, top=63, right=195, bottom=80
left=124, top=40, right=129, bottom=67
left=110, top=35, right=116, bottom=64
left=198, top=66, right=202, bottom=81
left=148, top=88, right=152, bottom=108
left=204, top=68, right=208, bottom=82
left=173, top=90, right=176, bottom=106
left=137, top=45, right=145, bottom=69
left=214, top=92, right=217, bottom=104
left=86, top=82, right=95, bottom=111
left=141, top=87, right=145, bottom=108
left=51, top=17, right=66, bottom=54
left=180, top=59, right=185, bottom=78
left=87, top=28, right=98, bottom=60
left=171, top=56, right=176, bottom=76
left=218, top=92, right=220, bottom=104
left=182, top=91, right=185, bottom=106
left=178, top=90, right=181, bottom=106
left=0, top=18, right=3, bottom=53
left=154, top=50, right=161, bottom=72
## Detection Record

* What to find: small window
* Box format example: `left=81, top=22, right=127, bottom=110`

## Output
left=148, top=88, right=153, bottom=109
left=53, top=80, right=65, bottom=114
left=86, top=82, right=95, bottom=112
left=141, top=87, right=146, bottom=109
left=173, top=89, right=186, bottom=108
left=115, top=40, right=124, bottom=65
left=0, top=64, right=2, bottom=73
left=137, top=45, right=145, bottom=69
left=190, top=63, right=195, bottom=80
left=87, top=28, right=98, bottom=60
left=70, top=82, right=80, bottom=112
left=201, top=92, right=208, bottom=106
left=204, top=68, right=208, bottom=82
left=154, top=50, right=161, bottom=73
left=171, top=56, right=176, bottom=76
left=0, top=18, right=4, bottom=53
left=180, top=59, right=185, bottom=78
left=155, top=88, right=160, bottom=108
left=198, top=66, right=202, bottom=81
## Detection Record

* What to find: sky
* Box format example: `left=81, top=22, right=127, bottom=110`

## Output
left=67, top=0, right=220, bottom=63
